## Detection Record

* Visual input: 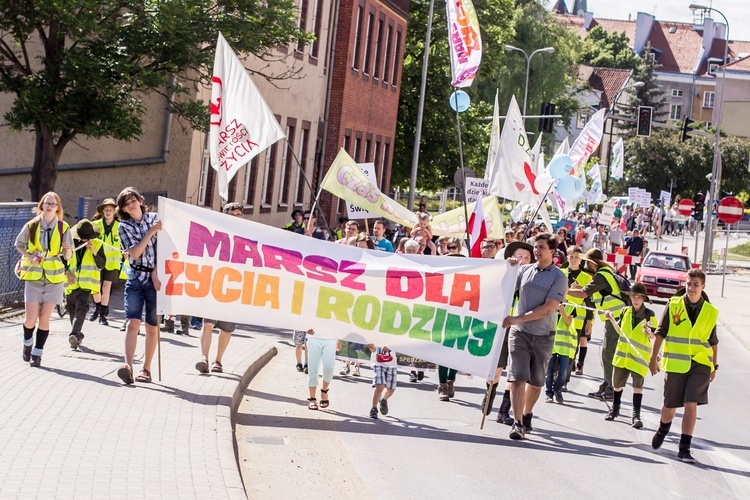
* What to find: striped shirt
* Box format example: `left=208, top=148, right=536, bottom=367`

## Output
left=118, top=212, right=158, bottom=283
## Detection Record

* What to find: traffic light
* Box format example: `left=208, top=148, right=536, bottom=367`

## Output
left=538, top=102, right=556, bottom=133
left=693, top=191, right=705, bottom=221
left=681, top=116, right=695, bottom=142
left=636, top=106, right=653, bottom=137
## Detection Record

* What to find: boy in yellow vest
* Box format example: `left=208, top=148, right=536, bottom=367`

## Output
left=65, top=220, right=107, bottom=349
left=604, top=283, right=658, bottom=428
left=649, top=268, right=719, bottom=464
left=545, top=304, right=577, bottom=404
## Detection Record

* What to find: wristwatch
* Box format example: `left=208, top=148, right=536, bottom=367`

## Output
left=714, top=364, right=719, bottom=370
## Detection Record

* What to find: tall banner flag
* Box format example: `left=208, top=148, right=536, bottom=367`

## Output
left=157, top=197, right=517, bottom=380
left=487, top=96, right=534, bottom=203
left=321, top=149, right=419, bottom=227
left=484, top=90, right=501, bottom=180
left=446, top=0, right=482, bottom=87
left=210, top=33, right=285, bottom=200
left=569, top=108, right=607, bottom=174
left=587, top=163, right=604, bottom=204
left=610, top=138, right=624, bottom=181
left=467, top=197, right=488, bottom=257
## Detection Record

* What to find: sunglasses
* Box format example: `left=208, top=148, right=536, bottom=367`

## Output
left=482, top=245, right=496, bottom=250
left=447, top=245, right=458, bottom=250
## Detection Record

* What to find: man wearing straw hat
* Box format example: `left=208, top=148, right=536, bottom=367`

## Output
left=568, top=248, right=629, bottom=401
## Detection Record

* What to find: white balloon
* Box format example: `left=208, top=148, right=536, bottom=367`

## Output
left=534, top=172, right=554, bottom=193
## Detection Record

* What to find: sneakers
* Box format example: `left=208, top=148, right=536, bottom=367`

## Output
left=677, top=448, right=696, bottom=464
left=574, top=362, right=584, bottom=375
left=339, top=365, right=350, bottom=376
left=30, top=355, right=42, bottom=368
left=509, top=421, right=526, bottom=440
left=303, top=364, right=308, bottom=374
left=554, top=391, right=564, bottom=404
left=545, top=394, right=554, bottom=403
left=652, top=429, right=669, bottom=450
left=409, top=371, right=418, bottom=383
left=417, top=371, right=424, bottom=381
left=522, top=413, right=533, bottom=433
left=22, top=344, right=31, bottom=362
left=98, top=316, right=109, bottom=326
left=88, top=309, right=99, bottom=322
left=605, top=407, right=620, bottom=421
left=119, top=323, right=126, bottom=332
left=68, top=334, right=80, bottom=350
left=296, top=362, right=304, bottom=372
left=369, top=407, right=378, bottom=419
left=438, top=383, right=450, bottom=401
left=561, top=385, right=568, bottom=393
left=632, top=415, right=643, bottom=429
left=588, top=390, right=614, bottom=401
left=353, top=366, right=360, bottom=377
left=379, top=398, right=389, bottom=416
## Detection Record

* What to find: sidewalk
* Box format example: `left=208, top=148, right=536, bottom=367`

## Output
left=0, top=287, right=274, bottom=499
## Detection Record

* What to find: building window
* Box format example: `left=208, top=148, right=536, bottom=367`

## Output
left=344, top=131, right=351, bottom=155
left=381, top=142, right=390, bottom=192
left=703, top=91, right=715, bottom=109
left=576, top=113, right=589, bottom=129
left=374, top=140, right=382, bottom=184
left=244, top=158, right=259, bottom=208
left=295, top=127, right=310, bottom=205
left=198, top=150, right=211, bottom=206
left=352, top=5, right=364, bottom=70
left=363, top=11, right=374, bottom=74
left=364, top=139, right=371, bottom=163
left=708, top=62, right=719, bottom=75
left=373, top=18, right=384, bottom=80
left=382, top=24, right=393, bottom=83
left=311, top=0, right=324, bottom=59
left=669, top=104, right=682, bottom=120
left=295, top=0, right=308, bottom=53
left=261, top=145, right=278, bottom=206
left=391, top=29, right=402, bottom=86
left=354, top=137, right=361, bottom=162
left=671, top=89, right=683, bottom=97
left=279, top=125, right=296, bottom=205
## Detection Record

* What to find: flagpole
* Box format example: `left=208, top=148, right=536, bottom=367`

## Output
left=284, top=139, right=335, bottom=238
left=521, top=182, right=555, bottom=241
left=453, top=89, right=472, bottom=250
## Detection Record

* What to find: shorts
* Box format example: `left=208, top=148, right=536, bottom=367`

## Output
left=24, top=279, right=64, bottom=304
left=203, top=319, right=237, bottom=333
left=663, top=362, right=711, bottom=408
left=612, top=366, right=644, bottom=389
left=373, top=365, right=397, bottom=389
left=100, top=269, right=120, bottom=283
left=292, top=330, right=307, bottom=346
left=507, top=330, right=555, bottom=387
left=497, top=329, right=510, bottom=368
left=124, top=277, right=158, bottom=326
left=577, top=324, right=591, bottom=340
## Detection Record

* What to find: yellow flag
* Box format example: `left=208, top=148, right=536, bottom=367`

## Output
left=431, top=196, right=503, bottom=240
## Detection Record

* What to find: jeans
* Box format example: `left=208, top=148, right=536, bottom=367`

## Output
left=66, top=288, right=91, bottom=337
left=124, top=278, right=158, bottom=326
left=545, top=354, right=570, bottom=395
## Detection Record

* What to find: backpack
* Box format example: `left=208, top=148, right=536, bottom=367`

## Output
left=599, top=267, right=631, bottom=305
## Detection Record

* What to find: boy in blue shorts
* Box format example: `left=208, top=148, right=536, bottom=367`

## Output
left=369, top=345, right=398, bottom=419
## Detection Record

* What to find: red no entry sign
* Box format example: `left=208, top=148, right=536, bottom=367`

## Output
left=717, top=196, right=744, bottom=224
left=678, top=199, right=694, bottom=216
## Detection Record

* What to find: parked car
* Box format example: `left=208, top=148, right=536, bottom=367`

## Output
left=635, top=251, right=692, bottom=299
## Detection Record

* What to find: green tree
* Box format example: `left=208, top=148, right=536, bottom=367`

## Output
left=0, top=0, right=312, bottom=200
left=577, top=26, right=639, bottom=70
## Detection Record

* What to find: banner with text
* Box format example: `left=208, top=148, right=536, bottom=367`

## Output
left=431, top=196, right=503, bottom=240
left=157, top=198, right=517, bottom=379
left=346, top=162, right=379, bottom=220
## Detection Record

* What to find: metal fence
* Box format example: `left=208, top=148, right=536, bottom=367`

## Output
left=77, top=192, right=167, bottom=221
left=0, top=202, right=38, bottom=309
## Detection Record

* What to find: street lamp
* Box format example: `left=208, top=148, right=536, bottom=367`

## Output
left=504, top=45, right=555, bottom=117
left=604, top=81, right=645, bottom=194
left=690, top=3, right=729, bottom=268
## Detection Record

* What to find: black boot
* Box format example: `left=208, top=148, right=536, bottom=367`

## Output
left=481, top=382, right=498, bottom=415
left=605, top=405, right=620, bottom=421
left=497, top=393, right=513, bottom=425
left=88, top=302, right=100, bottom=321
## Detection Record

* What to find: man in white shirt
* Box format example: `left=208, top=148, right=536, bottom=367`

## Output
left=609, top=225, right=624, bottom=253
left=583, top=221, right=598, bottom=252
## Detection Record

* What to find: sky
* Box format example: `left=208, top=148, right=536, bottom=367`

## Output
left=577, top=1, right=750, bottom=42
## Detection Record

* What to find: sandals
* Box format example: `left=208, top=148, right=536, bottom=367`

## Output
left=211, top=361, right=223, bottom=373
left=135, top=369, right=152, bottom=383
left=320, top=389, right=330, bottom=409
left=195, top=358, right=209, bottom=374
left=307, top=398, right=318, bottom=410
left=117, top=365, right=134, bottom=385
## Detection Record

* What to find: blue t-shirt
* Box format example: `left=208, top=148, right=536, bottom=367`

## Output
left=372, top=237, right=394, bottom=252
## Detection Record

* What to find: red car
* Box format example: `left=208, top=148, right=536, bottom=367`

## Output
left=636, top=250, right=692, bottom=299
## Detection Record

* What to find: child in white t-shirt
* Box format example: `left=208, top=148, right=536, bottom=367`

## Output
left=369, top=345, right=398, bottom=419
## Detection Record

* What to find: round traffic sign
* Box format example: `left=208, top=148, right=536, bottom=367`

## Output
left=677, top=199, right=694, bottom=216
left=717, top=196, right=744, bottom=224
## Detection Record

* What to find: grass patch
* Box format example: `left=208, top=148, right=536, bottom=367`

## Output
left=728, top=242, right=750, bottom=257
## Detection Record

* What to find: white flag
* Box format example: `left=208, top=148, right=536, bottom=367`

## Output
left=555, top=136, right=570, bottom=156
left=487, top=96, right=535, bottom=203
left=209, top=33, right=285, bottom=200
left=484, top=90, right=501, bottom=181
left=587, top=163, right=603, bottom=204
left=610, top=138, right=624, bottom=180
left=569, top=108, right=607, bottom=174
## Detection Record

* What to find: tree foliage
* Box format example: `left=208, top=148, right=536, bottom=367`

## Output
left=0, top=0, right=313, bottom=199
left=618, top=46, right=669, bottom=128
left=577, top=26, right=639, bottom=70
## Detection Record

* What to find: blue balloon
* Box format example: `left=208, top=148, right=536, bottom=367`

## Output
left=548, top=154, right=573, bottom=180
left=449, top=91, right=471, bottom=113
left=556, top=175, right=584, bottom=199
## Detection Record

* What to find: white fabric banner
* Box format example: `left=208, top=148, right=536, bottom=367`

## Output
left=484, top=91, right=501, bottom=181
left=487, top=96, right=534, bottom=203
left=569, top=108, right=607, bottom=174
left=156, top=198, right=517, bottom=379
left=209, top=33, right=285, bottom=200
left=610, top=138, right=624, bottom=181
left=446, top=0, right=482, bottom=88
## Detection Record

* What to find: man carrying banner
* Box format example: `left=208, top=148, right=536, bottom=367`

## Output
left=503, top=234, right=568, bottom=440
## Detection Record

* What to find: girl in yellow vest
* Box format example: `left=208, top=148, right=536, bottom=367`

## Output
left=604, top=283, right=658, bottom=428
left=65, top=219, right=107, bottom=350
left=14, top=192, right=73, bottom=367
left=89, top=198, right=123, bottom=326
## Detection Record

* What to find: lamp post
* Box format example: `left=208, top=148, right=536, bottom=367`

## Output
left=604, top=81, right=645, bottom=194
left=504, top=45, right=555, bottom=118
left=690, top=4, right=729, bottom=269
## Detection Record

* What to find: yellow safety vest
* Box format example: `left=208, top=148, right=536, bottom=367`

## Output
left=20, top=219, right=69, bottom=284
left=661, top=296, right=718, bottom=373
left=563, top=268, right=593, bottom=331
left=553, top=304, right=579, bottom=359
left=65, top=239, right=104, bottom=294
left=591, top=268, right=627, bottom=320
left=93, top=219, right=122, bottom=271
left=612, top=306, right=658, bottom=378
